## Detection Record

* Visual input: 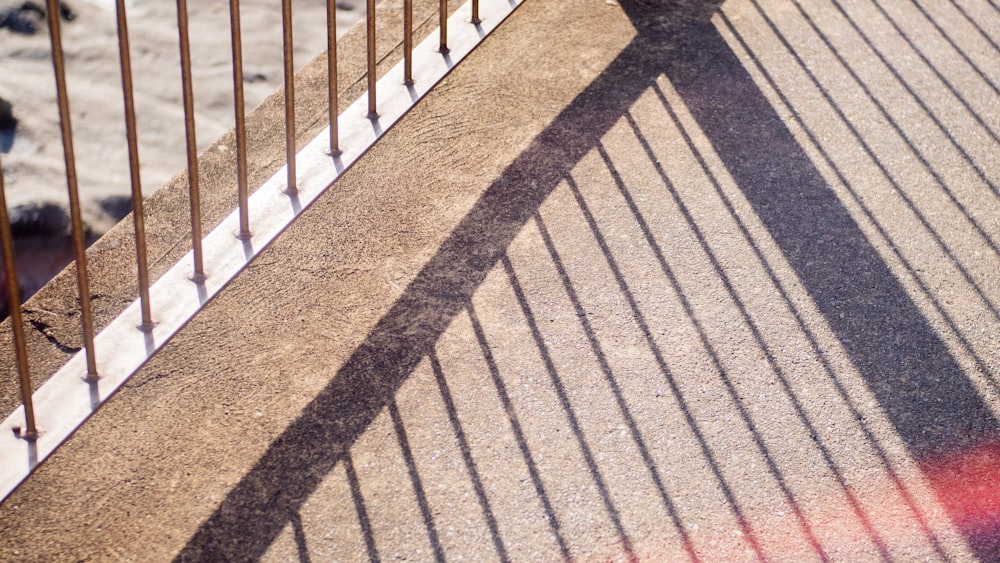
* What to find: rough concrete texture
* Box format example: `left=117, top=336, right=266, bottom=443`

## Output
left=0, top=0, right=449, bottom=420
left=1, top=0, right=999, bottom=560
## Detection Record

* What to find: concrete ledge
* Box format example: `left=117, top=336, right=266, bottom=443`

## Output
left=0, top=0, right=449, bottom=420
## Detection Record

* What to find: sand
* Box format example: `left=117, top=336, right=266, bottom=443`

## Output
left=0, top=0, right=366, bottom=215
left=0, top=0, right=364, bottom=304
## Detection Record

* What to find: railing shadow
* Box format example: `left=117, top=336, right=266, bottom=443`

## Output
left=461, top=304, right=574, bottom=560
left=714, top=9, right=1000, bottom=401
left=627, top=1, right=1000, bottom=557
left=428, top=350, right=511, bottom=561
left=177, top=0, right=999, bottom=559
left=177, top=15, right=660, bottom=560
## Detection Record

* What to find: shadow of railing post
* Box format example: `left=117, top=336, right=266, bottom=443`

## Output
left=175, top=0, right=1000, bottom=559
left=175, top=24, right=664, bottom=563
left=617, top=0, right=1000, bottom=557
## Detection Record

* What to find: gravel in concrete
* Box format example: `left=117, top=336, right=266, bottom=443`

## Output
left=0, top=0, right=998, bottom=560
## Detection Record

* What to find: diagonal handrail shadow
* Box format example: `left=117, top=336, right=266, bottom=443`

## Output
left=622, top=1, right=1000, bottom=557
left=177, top=1, right=1000, bottom=559
left=175, top=16, right=664, bottom=562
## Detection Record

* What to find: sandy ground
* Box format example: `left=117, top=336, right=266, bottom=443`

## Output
left=0, top=0, right=364, bottom=303
left=1, top=0, right=367, bottom=218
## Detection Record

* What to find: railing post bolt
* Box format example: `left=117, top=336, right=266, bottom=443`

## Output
left=13, top=426, right=39, bottom=442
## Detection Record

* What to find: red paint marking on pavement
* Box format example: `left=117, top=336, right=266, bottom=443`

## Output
left=923, top=441, right=1000, bottom=540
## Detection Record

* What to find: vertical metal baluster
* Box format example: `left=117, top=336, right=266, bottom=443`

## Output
left=327, top=0, right=339, bottom=153
left=115, top=0, right=153, bottom=330
left=404, top=0, right=413, bottom=85
left=439, top=0, right=448, bottom=52
left=229, top=0, right=251, bottom=239
left=471, top=0, right=480, bottom=24
left=366, top=0, right=376, bottom=116
left=176, top=0, right=204, bottom=281
left=281, top=0, right=296, bottom=193
left=44, top=0, right=98, bottom=381
left=0, top=158, right=37, bottom=440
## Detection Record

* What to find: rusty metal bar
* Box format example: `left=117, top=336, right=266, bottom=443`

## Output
left=440, top=0, right=448, bottom=52
left=472, top=0, right=480, bottom=24
left=229, top=0, right=251, bottom=239
left=281, top=0, right=297, bottom=193
left=367, top=0, right=377, bottom=116
left=0, top=157, right=37, bottom=440
left=44, top=0, right=98, bottom=380
left=176, top=0, right=204, bottom=281
left=404, top=0, right=413, bottom=84
left=327, top=0, right=339, bottom=153
left=115, top=0, right=153, bottom=330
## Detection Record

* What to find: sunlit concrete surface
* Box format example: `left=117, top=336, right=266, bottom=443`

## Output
left=0, top=0, right=997, bottom=560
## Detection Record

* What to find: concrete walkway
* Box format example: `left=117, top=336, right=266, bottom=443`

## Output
left=1, top=0, right=998, bottom=560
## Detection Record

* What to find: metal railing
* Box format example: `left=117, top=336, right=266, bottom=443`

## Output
left=0, top=0, right=518, bottom=499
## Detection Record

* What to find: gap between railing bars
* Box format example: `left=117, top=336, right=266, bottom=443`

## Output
left=0, top=0, right=509, bottom=499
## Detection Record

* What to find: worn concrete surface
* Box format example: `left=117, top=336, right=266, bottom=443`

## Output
left=1, top=0, right=999, bottom=560
left=0, top=0, right=450, bottom=420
